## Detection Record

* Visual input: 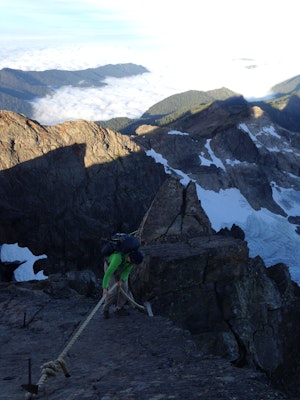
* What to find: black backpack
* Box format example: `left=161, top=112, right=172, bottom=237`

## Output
left=101, top=233, right=140, bottom=259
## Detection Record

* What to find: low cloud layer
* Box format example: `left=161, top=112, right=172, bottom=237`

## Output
left=1, top=1, right=300, bottom=125
left=1, top=43, right=300, bottom=125
left=30, top=58, right=300, bottom=125
left=30, top=74, right=177, bottom=124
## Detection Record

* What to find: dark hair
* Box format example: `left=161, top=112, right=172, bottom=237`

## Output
left=129, top=250, right=143, bottom=264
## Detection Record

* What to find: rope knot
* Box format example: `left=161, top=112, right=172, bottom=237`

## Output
left=40, top=360, right=60, bottom=377
left=40, top=357, right=70, bottom=379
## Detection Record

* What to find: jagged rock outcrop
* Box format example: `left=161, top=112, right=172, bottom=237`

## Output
left=130, top=176, right=300, bottom=396
left=138, top=178, right=214, bottom=243
left=0, top=260, right=25, bottom=282
left=0, top=110, right=166, bottom=275
left=134, top=104, right=300, bottom=216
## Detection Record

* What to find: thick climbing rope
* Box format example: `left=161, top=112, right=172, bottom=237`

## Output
left=119, top=287, right=145, bottom=311
left=24, top=282, right=152, bottom=399
left=24, top=282, right=118, bottom=400
left=119, top=287, right=153, bottom=316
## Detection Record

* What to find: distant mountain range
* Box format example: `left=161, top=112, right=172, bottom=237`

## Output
left=98, top=79, right=300, bottom=135
left=98, top=88, right=248, bottom=134
left=1, top=62, right=300, bottom=134
left=0, top=63, right=148, bottom=118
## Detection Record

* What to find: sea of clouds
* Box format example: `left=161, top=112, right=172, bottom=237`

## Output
left=1, top=43, right=300, bottom=125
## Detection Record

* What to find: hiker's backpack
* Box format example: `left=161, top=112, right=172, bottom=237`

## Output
left=101, top=233, right=140, bottom=259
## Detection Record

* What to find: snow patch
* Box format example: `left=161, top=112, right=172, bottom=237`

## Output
left=168, top=130, right=189, bottom=136
left=199, top=139, right=226, bottom=171
left=0, top=243, right=47, bottom=281
left=147, top=147, right=300, bottom=284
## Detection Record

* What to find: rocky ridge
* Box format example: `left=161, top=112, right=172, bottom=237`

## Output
left=1, top=105, right=300, bottom=398
left=0, top=110, right=166, bottom=274
left=134, top=104, right=300, bottom=215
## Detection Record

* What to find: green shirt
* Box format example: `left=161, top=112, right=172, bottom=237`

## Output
left=102, top=252, right=133, bottom=289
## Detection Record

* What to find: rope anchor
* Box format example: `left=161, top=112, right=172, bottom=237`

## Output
left=21, top=282, right=152, bottom=398
left=21, top=283, right=118, bottom=399
left=21, top=358, right=38, bottom=395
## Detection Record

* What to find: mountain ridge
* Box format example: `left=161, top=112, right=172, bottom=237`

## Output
left=97, top=84, right=300, bottom=135
left=0, top=63, right=149, bottom=118
left=1, top=107, right=300, bottom=396
left=2, top=63, right=300, bottom=134
left=98, top=89, right=246, bottom=134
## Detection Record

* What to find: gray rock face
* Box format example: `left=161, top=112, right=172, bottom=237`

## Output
left=0, top=111, right=166, bottom=275
left=130, top=176, right=300, bottom=396
left=0, top=260, right=25, bottom=282
left=139, top=178, right=214, bottom=244
left=134, top=104, right=300, bottom=216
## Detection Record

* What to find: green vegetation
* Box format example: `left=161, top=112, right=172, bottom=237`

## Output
left=156, top=102, right=212, bottom=126
left=98, top=88, right=246, bottom=135
left=142, top=88, right=240, bottom=117
left=263, top=91, right=300, bottom=110
left=96, top=117, right=136, bottom=132
left=271, top=75, right=300, bottom=95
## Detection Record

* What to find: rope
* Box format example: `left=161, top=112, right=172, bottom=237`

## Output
left=24, top=281, right=152, bottom=398
left=119, top=286, right=155, bottom=317
left=24, top=282, right=118, bottom=399
left=119, top=286, right=145, bottom=311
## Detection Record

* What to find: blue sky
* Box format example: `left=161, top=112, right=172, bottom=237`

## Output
left=2, top=0, right=299, bottom=56
left=1, top=0, right=300, bottom=123
left=1, top=1, right=137, bottom=42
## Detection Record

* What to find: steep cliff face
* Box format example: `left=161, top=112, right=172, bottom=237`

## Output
left=0, top=110, right=166, bottom=274
left=130, top=176, right=300, bottom=393
left=133, top=102, right=300, bottom=286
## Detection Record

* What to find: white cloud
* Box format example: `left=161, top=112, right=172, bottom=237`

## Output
left=1, top=1, right=300, bottom=124
left=30, top=73, right=182, bottom=124
left=1, top=38, right=291, bottom=125
left=24, top=53, right=300, bottom=124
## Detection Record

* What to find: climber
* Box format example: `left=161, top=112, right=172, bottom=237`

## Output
left=102, top=249, right=143, bottom=319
